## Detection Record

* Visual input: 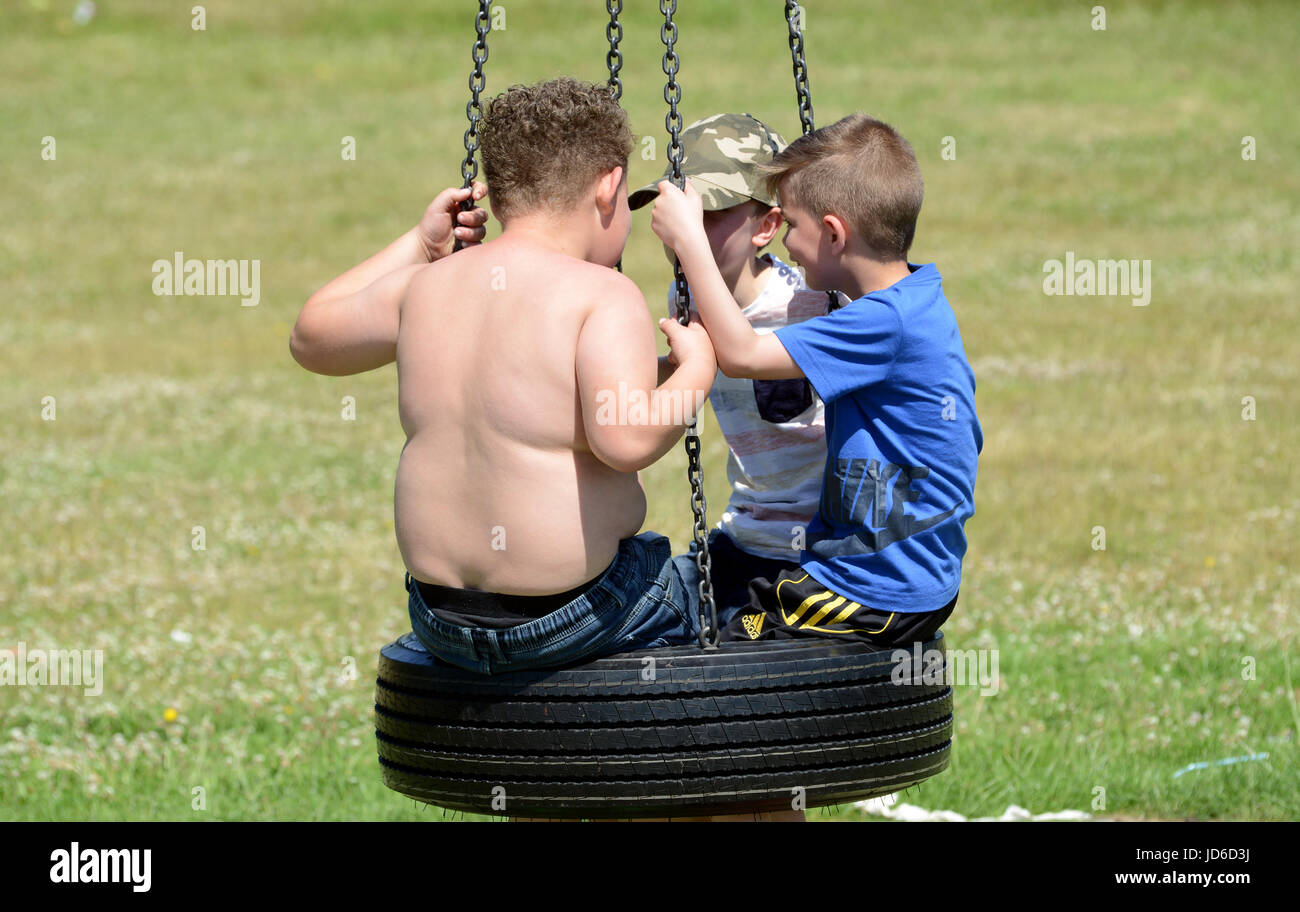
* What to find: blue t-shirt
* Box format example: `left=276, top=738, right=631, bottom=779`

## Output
left=773, top=263, right=982, bottom=613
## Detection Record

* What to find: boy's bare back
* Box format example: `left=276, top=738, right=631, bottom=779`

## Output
left=395, top=238, right=647, bottom=595
left=294, top=78, right=716, bottom=603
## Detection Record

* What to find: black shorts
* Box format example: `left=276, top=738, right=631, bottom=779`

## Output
left=720, top=570, right=957, bottom=648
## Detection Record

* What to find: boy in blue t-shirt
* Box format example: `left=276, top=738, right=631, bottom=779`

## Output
left=650, top=113, right=982, bottom=647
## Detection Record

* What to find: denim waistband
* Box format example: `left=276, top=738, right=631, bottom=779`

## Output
left=406, top=532, right=671, bottom=667
left=412, top=570, right=606, bottom=623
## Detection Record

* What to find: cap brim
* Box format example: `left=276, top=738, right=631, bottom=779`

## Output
left=628, top=178, right=767, bottom=212
left=628, top=183, right=660, bottom=211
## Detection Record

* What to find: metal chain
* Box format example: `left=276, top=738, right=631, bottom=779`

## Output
left=660, top=0, right=718, bottom=649
left=607, top=0, right=625, bottom=273
left=785, top=0, right=815, bottom=136
left=661, top=2, right=685, bottom=192
left=605, top=0, right=624, bottom=101
left=660, top=0, right=686, bottom=313
left=683, top=423, right=716, bottom=648
left=454, top=1, right=492, bottom=253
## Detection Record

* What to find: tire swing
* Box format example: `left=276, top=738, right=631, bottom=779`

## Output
left=375, top=1, right=953, bottom=819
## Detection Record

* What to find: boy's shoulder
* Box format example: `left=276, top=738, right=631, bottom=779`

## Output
left=831, top=262, right=945, bottom=322
left=588, top=263, right=647, bottom=309
left=773, top=263, right=960, bottom=401
left=488, top=237, right=647, bottom=307
left=408, top=239, right=646, bottom=332
left=572, top=262, right=652, bottom=332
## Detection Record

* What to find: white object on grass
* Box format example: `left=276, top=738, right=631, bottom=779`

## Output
left=857, top=792, right=1092, bottom=822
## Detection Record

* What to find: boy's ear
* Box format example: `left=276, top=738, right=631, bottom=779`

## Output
left=823, top=212, right=850, bottom=251
left=751, top=205, right=783, bottom=248
left=595, top=165, right=625, bottom=216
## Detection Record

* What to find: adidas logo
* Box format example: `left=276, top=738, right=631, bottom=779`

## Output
left=740, top=613, right=765, bottom=639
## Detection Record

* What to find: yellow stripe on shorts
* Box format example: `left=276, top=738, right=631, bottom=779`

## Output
left=775, top=574, right=826, bottom=626
left=800, top=596, right=847, bottom=629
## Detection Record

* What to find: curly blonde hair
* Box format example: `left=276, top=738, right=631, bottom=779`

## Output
left=479, top=77, right=633, bottom=223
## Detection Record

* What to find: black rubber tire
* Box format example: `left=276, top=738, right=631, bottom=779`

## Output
left=376, top=633, right=952, bottom=818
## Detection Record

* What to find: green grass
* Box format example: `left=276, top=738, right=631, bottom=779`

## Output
left=1, top=0, right=1296, bottom=821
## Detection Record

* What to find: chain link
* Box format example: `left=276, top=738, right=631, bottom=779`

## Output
left=606, top=0, right=625, bottom=273
left=660, top=6, right=684, bottom=184
left=605, top=0, right=624, bottom=101
left=785, top=0, right=815, bottom=136
left=454, top=1, right=492, bottom=253
left=660, top=0, right=718, bottom=648
left=683, top=421, right=715, bottom=647
left=660, top=0, right=687, bottom=318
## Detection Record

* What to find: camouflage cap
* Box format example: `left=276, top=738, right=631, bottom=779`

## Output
left=628, top=112, right=788, bottom=211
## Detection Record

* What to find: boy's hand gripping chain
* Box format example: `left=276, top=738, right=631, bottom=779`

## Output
left=453, top=1, right=491, bottom=253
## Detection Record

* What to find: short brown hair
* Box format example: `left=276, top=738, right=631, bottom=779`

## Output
left=761, top=114, right=923, bottom=261
left=479, top=77, right=633, bottom=223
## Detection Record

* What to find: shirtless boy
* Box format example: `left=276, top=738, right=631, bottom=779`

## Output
left=290, top=77, right=717, bottom=674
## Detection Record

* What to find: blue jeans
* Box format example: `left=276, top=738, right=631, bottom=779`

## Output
left=406, top=532, right=701, bottom=674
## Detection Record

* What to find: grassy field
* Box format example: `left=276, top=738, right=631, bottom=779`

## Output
left=1, top=0, right=1296, bottom=821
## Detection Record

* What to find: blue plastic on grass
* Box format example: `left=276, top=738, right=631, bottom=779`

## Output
left=1172, top=752, right=1270, bottom=779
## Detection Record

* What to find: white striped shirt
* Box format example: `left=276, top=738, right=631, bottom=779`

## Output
left=674, top=254, right=847, bottom=560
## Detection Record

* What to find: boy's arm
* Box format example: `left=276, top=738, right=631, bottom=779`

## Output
left=576, top=273, right=717, bottom=473
left=290, top=183, right=488, bottom=376
left=656, top=354, right=674, bottom=385
left=290, top=263, right=423, bottom=376
left=651, top=180, right=804, bottom=380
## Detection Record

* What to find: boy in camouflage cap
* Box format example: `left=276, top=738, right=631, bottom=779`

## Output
left=632, top=113, right=846, bottom=628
